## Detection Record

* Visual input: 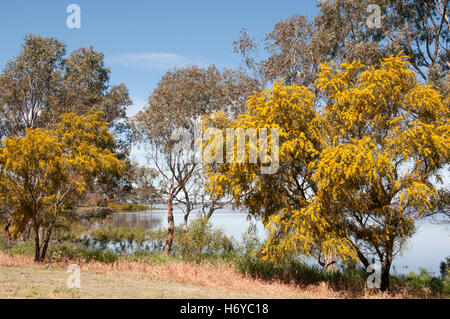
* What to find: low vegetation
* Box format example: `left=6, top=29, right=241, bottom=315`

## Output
left=107, top=202, right=151, bottom=212
left=1, top=218, right=448, bottom=299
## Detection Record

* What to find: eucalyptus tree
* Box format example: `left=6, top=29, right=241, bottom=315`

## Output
left=234, top=0, right=448, bottom=89
left=0, top=34, right=132, bottom=148
left=135, top=65, right=256, bottom=254
left=0, top=34, right=132, bottom=237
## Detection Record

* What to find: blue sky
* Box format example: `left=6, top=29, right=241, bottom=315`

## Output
left=0, top=0, right=319, bottom=117
left=0, top=1, right=320, bottom=162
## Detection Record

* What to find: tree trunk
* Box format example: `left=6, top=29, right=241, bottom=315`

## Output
left=318, top=252, right=338, bottom=272
left=181, top=186, right=192, bottom=233
left=380, top=253, right=392, bottom=292
left=323, top=254, right=338, bottom=272
left=183, top=212, right=189, bottom=232
left=4, top=217, right=11, bottom=243
left=40, top=225, right=53, bottom=261
left=33, top=225, right=41, bottom=262
left=203, top=202, right=215, bottom=224
left=162, top=196, right=174, bottom=255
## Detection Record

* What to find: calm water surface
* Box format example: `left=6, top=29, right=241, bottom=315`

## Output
left=83, top=205, right=449, bottom=275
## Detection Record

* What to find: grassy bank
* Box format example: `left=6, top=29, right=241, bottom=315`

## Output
left=1, top=218, right=448, bottom=299
left=0, top=251, right=409, bottom=299
left=0, top=258, right=280, bottom=299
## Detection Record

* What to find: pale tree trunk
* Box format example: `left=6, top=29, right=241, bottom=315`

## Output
left=182, top=212, right=189, bottom=232
left=202, top=197, right=222, bottom=224
left=204, top=205, right=214, bottom=223
left=181, top=185, right=193, bottom=233
left=318, top=249, right=338, bottom=272
left=162, top=196, right=174, bottom=255
left=323, top=254, right=338, bottom=272
left=182, top=195, right=192, bottom=233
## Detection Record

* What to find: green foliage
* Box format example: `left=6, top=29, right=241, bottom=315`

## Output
left=48, top=242, right=117, bottom=263
left=234, top=254, right=360, bottom=287
left=240, top=222, right=261, bottom=256
left=0, top=112, right=124, bottom=261
left=405, top=268, right=450, bottom=296
left=174, top=215, right=235, bottom=262
left=230, top=224, right=357, bottom=287
left=4, top=239, right=36, bottom=256
left=235, top=0, right=448, bottom=89
left=107, top=202, right=150, bottom=212
left=440, top=256, right=450, bottom=279
left=88, top=226, right=149, bottom=253
left=0, top=34, right=131, bottom=142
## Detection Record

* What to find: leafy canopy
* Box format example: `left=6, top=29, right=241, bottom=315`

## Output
left=0, top=112, right=124, bottom=241
left=204, top=55, right=449, bottom=271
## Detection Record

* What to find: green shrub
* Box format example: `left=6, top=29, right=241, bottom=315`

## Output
left=88, top=226, right=149, bottom=252
left=173, top=215, right=235, bottom=262
left=108, top=202, right=150, bottom=212
left=48, top=242, right=117, bottom=263
left=440, top=257, right=449, bottom=279
left=52, top=222, right=89, bottom=242
left=240, top=222, right=261, bottom=256
left=404, top=267, right=449, bottom=295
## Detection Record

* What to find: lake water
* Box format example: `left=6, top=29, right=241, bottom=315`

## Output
left=83, top=205, right=449, bottom=276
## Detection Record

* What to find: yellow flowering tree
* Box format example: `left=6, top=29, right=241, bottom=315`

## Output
left=0, top=112, right=124, bottom=261
left=204, top=55, right=449, bottom=291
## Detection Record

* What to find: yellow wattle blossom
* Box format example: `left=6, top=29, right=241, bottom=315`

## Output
left=0, top=112, right=124, bottom=261
left=203, top=54, right=449, bottom=271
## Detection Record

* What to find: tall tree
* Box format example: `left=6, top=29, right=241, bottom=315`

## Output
left=232, top=0, right=449, bottom=272
left=315, top=0, right=449, bottom=85
left=135, top=65, right=256, bottom=254
left=0, top=34, right=132, bottom=148
left=234, top=0, right=448, bottom=89
left=0, top=112, right=124, bottom=261
left=0, top=35, right=132, bottom=221
left=204, top=55, right=449, bottom=291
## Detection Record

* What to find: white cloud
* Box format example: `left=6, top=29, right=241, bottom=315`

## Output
left=108, top=53, right=204, bottom=70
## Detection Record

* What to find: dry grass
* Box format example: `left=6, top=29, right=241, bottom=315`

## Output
left=0, top=264, right=271, bottom=299
left=0, top=251, right=428, bottom=299
left=0, top=251, right=306, bottom=298
left=86, top=261, right=307, bottom=298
